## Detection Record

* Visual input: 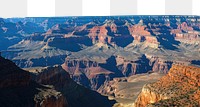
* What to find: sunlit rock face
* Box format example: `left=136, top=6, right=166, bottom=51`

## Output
left=134, top=65, right=200, bottom=107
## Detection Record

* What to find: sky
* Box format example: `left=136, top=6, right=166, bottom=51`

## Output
left=0, top=0, right=200, bottom=18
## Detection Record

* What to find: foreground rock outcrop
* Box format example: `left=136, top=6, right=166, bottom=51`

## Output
left=0, top=56, right=67, bottom=107
left=134, top=65, right=200, bottom=107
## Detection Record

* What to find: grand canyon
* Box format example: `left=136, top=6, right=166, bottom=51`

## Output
left=0, top=16, right=200, bottom=107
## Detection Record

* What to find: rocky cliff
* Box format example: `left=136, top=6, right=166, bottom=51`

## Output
left=134, top=65, right=200, bottom=107
left=34, top=65, right=115, bottom=107
left=0, top=56, right=67, bottom=107
left=62, top=57, right=115, bottom=90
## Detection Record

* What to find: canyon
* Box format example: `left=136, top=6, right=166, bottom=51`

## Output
left=0, top=16, right=200, bottom=107
left=0, top=56, right=115, bottom=107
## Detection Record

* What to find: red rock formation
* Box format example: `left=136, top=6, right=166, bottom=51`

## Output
left=177, top=22, right=193, bottom=32
left=129, top=25, right=151, bottom=36
left=134, top=65, right=200, bottom=107
left=171, top=22, right=200, bottom=41
left=62, top=58, right=114, bottom=90
left=88, top=26, right=109, bottom=44
left=87, top=20, right=133, bottom=46
left=174, top=32, right=199, bottom=40
left=129, top=25, right=158, bottom=44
